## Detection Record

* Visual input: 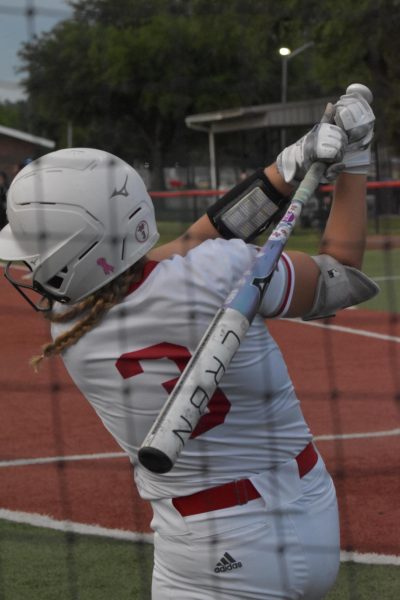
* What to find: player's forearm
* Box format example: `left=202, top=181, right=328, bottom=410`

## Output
left=266, top=163, right=369, bottom=270
left=187, top=161, right=293, bottom=242
left=151, top=163, right=292, bottom=261
left=319, top=172, right=367, bottom=269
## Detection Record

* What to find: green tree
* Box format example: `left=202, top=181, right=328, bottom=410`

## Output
left=0, top=101, right=31, bottom=132
left=18, top=0, right=304, bottom=187
left=17, top=0, right=397, bottom=186
left=292, top=0, right=400, bottom=152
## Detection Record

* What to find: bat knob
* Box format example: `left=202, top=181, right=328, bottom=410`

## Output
left=138, top=446, right=173, bottom=473
left=345, top=83, right=373, bottom=104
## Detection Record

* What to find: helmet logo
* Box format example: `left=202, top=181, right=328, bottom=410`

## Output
left=97, top=257, right=115, bottom=275
left=136, top=220, right=149, bottom=242
left=111, top=174, right=129, bottom=198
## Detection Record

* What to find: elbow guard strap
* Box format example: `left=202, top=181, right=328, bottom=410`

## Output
left=302, top=254, right=380, bottom=321
left=206, top=169, right=290, bottom=242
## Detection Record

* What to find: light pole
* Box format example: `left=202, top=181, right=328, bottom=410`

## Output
left=279, top=41, right=314, bottom=147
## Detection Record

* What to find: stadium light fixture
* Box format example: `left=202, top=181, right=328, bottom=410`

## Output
left=279, top=41, right=314, bottom=145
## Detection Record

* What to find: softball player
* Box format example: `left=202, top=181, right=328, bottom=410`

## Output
left=0, top=92, right=376, bottom=599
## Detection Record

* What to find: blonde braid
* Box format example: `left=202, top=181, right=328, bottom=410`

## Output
left=31, top=262, right=144, bottom=371
left=48, top=295, right=97, bottom=323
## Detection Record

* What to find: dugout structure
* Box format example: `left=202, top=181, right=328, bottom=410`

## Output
left=185, top=97, right=332, bottom=189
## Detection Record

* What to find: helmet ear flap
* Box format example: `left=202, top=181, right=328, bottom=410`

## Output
left=120, top=201, right=159, bottom=264
left=46, top=268, right=68, bottom=291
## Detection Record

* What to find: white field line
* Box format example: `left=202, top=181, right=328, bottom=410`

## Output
left=0, top=508, right=153, bottom=544
left=0, top=451, right=127, bottom=468
left=1, top=427, right=399, bottom=469
left=314, top=428, right=400, bottom=441
left=290, top=317, right=400, bottom=343
left=0, top=508, right=399, bottom=566
left=339, top=550, right=400, bottom=566
left=373, top=275, right=400, bottom=281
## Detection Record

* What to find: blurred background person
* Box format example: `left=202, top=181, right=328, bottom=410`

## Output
left=0, top=170, right=9, bottom=229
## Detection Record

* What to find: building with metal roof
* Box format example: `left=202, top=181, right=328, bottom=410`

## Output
left=185, top=97, right=332, bottom=187
left=0, top=124, right=55, bottom=180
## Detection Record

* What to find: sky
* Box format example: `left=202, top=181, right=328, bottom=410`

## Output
left=0, top=0, right=73, bottom=102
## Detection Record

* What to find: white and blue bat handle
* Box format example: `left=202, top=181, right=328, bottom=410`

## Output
left=138, top=83, right=372, bottom=474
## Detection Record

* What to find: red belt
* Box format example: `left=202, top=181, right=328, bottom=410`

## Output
left=172, top=442, right=318, bottom=517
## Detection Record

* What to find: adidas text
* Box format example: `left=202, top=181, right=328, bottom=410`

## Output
left=214, top=552, right=243, bottom=573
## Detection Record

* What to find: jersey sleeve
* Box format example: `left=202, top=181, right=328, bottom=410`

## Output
left=186, top=239, right=295, bottom=318
left=258, top=252, right=295, bottom=318
left=185, top=238, right=258, bottom=299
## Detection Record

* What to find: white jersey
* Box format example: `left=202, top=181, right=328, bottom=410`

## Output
left=52, top=239, right=312, bottom=500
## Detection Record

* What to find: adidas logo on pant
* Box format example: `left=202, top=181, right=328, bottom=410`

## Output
left=214, top=552, right=243, bottom=573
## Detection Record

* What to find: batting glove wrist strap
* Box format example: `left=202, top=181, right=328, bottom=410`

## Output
left=342, top=147, right=371, bottom=175
left=207, top=168, right=290, bottom=242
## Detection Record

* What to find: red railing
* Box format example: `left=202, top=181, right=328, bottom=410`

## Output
left=150, top=180, right=400, bottom=199
left=320, top=180, right=400, bottom=192
left=149, top=181, right=400, bottom=233
left=150, top=189, right=225, bottom=198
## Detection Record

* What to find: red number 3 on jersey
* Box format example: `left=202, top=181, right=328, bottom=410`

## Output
left=115, top=342, right=231, bottom=438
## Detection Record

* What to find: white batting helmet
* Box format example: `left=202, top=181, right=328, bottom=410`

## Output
left=0, top=148, right=159, bottom=305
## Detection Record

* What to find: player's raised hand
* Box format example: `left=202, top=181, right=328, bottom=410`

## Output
left=276, top=121, right=348, bottom=186
left=333, top=86, right=375, bottom=175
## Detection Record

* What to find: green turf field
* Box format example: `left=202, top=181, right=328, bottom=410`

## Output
left=0, top=519, right=398, bottom=600
left=0, top=519, right=153, bottom=600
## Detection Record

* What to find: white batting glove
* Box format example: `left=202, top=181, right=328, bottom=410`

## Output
left=276, top=122, right=348, bottom=187
left=333, top=92, right=375, bottom=174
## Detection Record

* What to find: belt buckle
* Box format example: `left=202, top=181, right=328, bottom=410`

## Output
left=233, top=479, right=249, bottom=506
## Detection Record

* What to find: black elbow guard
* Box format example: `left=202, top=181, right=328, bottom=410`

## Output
left=206, top=168, right=290, bottom=242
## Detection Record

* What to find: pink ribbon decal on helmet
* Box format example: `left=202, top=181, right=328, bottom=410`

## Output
left=97, top=257, right=115, bottom=275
